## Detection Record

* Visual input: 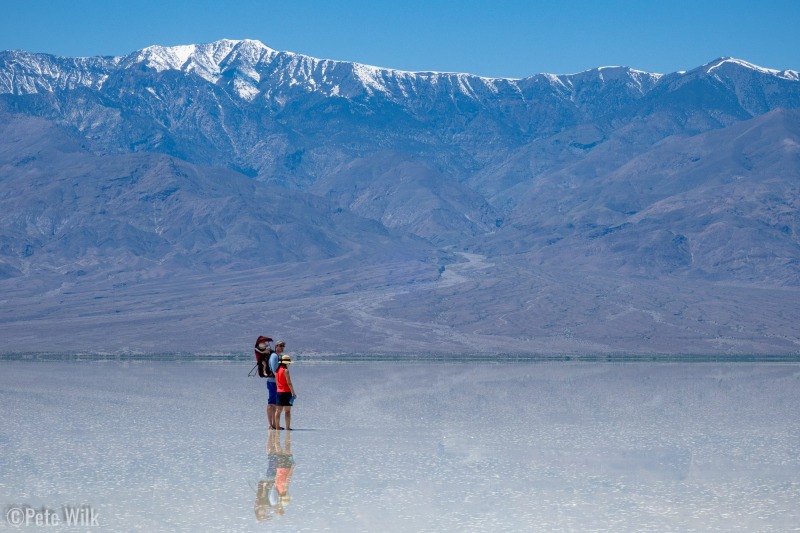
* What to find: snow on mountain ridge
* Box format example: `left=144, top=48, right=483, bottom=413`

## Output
left=0, top=51, right=113, bottom=94
left=1, top=40, right=796, bottom=107
left=0, top=39, right=652, bottom=102
left=122, top=39, right=276, bottom=83
left=551, top=66, right=664, bottom=98
left=706, top=57, right=799, bottom=80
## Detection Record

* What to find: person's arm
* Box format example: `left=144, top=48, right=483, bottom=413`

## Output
left=285, top=368, right=296, bottom=397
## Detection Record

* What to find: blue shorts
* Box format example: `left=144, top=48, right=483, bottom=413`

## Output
left=267, top=380, right=277, bottom=405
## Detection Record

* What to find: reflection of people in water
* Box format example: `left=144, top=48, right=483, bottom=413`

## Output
left=270, top=430, right=295, bottom=514
left=253, top=430, right=279, bottom=521
left=254, top=429, right=295, bottom=520
left=253, top=478, right=274, bottom=521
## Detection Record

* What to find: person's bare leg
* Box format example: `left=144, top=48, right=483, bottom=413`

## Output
left=268, top=404, right=276, bottom=429
left=284, top=407, right=291, bottom=430
left=273, top=406, right=282, bottom=430
left=275, top=406, right=284, bottom=429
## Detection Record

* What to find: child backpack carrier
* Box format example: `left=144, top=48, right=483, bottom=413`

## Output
left=253, top=336, right=274, bottom=378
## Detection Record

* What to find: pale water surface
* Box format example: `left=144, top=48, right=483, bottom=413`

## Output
left=1, top=359, right=798, bottom=531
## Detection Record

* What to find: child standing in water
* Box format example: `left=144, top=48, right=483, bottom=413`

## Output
left=275, top=352, right=296, bottom=430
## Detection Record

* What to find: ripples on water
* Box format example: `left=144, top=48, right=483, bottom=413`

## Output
left=1, top=356, right=799, bottom=531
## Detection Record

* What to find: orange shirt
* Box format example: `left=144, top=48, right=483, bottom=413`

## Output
left=276, top=366, right=290, bottom=393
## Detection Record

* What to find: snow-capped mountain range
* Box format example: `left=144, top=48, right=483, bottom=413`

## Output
left=3, top=39, right=798, bottom=101
left=1, top=39, right=663, bottom=98
left=0, top=40, right=798, bottom=355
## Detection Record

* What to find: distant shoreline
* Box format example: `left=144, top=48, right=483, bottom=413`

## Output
left=2, top=352, right=799, bottom=364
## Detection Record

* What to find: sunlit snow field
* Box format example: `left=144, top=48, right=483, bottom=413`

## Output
left=1, top=358, right=799, bottom=531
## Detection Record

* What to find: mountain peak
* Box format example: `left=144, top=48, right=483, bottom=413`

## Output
left=703, top=57, right=799, bottom=80
left=120, top=39, right=277, bottom=82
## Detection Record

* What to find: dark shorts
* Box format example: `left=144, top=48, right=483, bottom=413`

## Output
left=277, top=392, right=293, bottom=407
left=267, top=380, right=277, bottom=405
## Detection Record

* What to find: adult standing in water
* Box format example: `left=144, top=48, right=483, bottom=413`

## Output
left=267, top=342, right=282, bottom=429
left=255, top=337, right=279, bottom=428
left=275, top=352, right=296, bottom=431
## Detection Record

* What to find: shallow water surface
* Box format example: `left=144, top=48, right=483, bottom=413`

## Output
left=1, top=360, right=798, bottom=531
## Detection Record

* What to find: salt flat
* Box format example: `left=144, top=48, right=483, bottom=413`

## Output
left=1, top=359, right=798, bottom=531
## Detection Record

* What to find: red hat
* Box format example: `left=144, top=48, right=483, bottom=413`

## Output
left=255, top=336, right=273, bottom=346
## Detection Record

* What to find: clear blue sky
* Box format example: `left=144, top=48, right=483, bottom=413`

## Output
left=1, top=0, right=797, bottom=77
